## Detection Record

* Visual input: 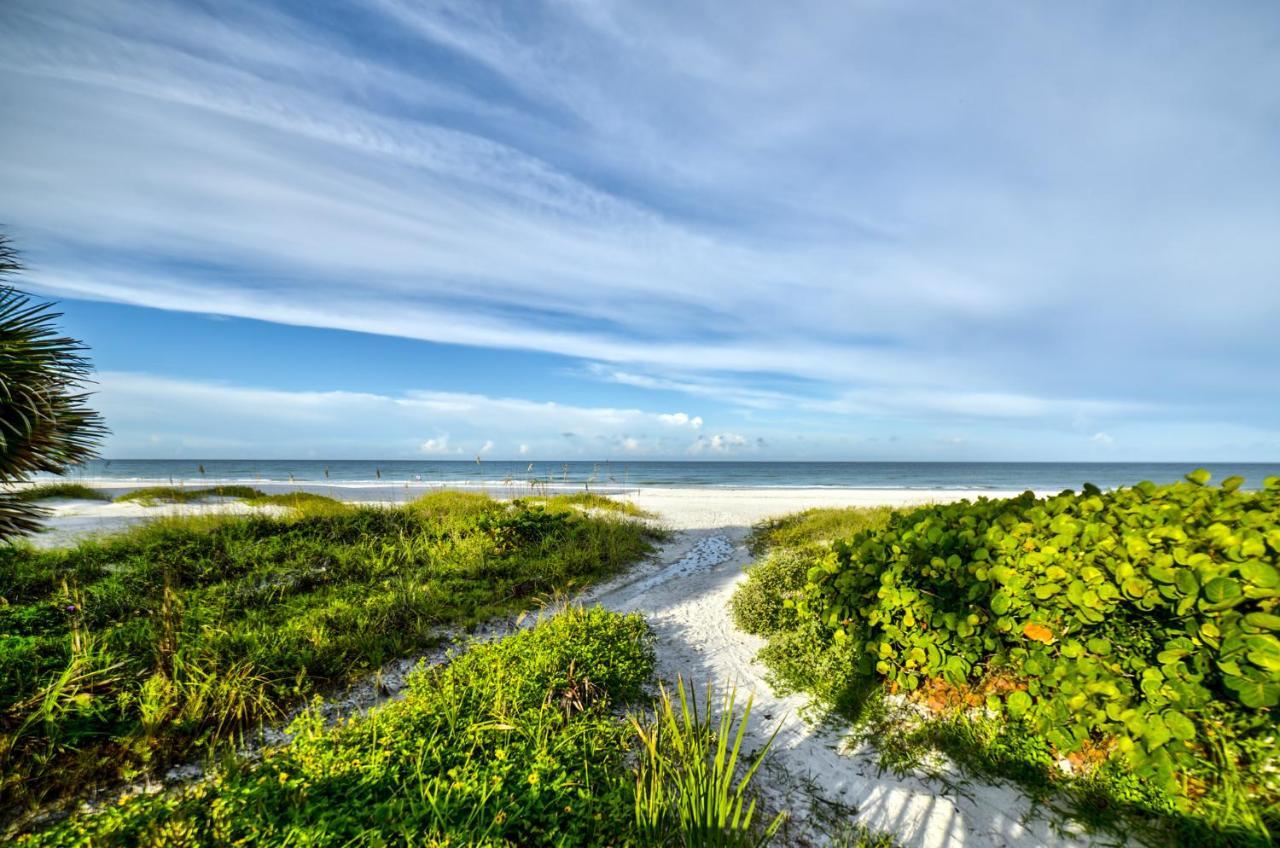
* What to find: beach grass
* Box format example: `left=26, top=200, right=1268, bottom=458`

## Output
left=528, top=491, right=655, bottom=518
left=15, top=606, right=658, bottom=846
left=0, top=492, right=661, bottom=832
left=12, top=483, right=112, bottom=503
left=242, top=491, right=345, bottom=511
left=12, top=606, right=786, bottom=847
left=747, top=505, right=895, bottom=555
left=115, top=485, right=267, bottom=505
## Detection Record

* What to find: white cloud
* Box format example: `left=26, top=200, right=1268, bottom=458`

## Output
left=658, top=412, right=704, bottom=429
left=1092, top=432, right=1115, bottom=446
left=689, top=433, right=749, bottom=454
left=89, top=372, right=724, bottom=458
left=420, top=436, right=457, bottom=455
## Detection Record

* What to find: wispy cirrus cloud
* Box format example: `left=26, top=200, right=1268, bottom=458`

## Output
left=1, top=0, right=1278, bottom=458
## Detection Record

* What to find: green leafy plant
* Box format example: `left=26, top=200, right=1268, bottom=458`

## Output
left=0, top=235, right=106, bottom=540
left=763, top=472, right=1279, bottom=844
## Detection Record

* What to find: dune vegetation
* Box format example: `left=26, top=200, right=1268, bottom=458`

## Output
left=734, top=473, right=1280, bottom=847
left=114, top=485, right=268, bottom=505
left=0, top=492, right=664, bottom=834
left=11, top=484, right=112, bottom=503
left=16, top=605, right=798, bottom=847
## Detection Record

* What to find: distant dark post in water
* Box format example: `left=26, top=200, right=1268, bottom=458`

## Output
left=324, top=466, right=330, bottom=480
left=375, top=467, right=382, bottom=479
left=198, top=464, right=205, bottom=476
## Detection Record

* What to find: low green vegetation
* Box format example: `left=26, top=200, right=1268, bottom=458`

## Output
left=825, top=825, right=903, bottom=848
left=115, top=485, right=267, bottom=505
left=0, top=493, right=660, bottom=831
left=530, top=491, right=654, bottom=518
left=735, top=474, right=1280, bottom=847
left=243, top=491, right=345, bottom=511
left=18, top=607, right=784, bottom=847
left=12, top=484, right=111, bottom=503
left=747, top=505, right=895, bottom=555
left=632, top=678, right=783, bottom=845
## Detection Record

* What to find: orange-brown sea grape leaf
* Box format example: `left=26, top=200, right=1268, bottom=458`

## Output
left=1022, top=622, right=1055, bottom=643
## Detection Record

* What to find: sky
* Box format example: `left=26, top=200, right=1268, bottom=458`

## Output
left=1, top=0, right=1278, bottom=461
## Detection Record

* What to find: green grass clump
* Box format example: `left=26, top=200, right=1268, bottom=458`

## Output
left=632, top=677, right=783, bottom=846
left=12, top=484, right=111, bottom=503
left=116, top=485, right=266, bottom=505
left=18, top=607, right=658, bottom=847
left=536, top=492, right=654, bottom=518
left=243, top=491, right=345, bottom=511
left=737, top=472, right=1280, bottom=846
left=0, top=494, right=659, bottom=831
left=748, top=506, right=894, bottom=555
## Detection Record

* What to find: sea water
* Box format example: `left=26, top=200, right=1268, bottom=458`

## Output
left=43, top=459, right=1280, bottom=494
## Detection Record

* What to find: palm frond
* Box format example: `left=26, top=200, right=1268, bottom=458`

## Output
left=0, top=233, right=107, bottom=540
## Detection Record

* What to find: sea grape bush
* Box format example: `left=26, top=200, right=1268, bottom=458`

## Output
left=797, top=472, right=1280, bottom=794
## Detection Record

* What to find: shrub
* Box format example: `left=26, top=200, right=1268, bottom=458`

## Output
left=789, top=471, right=1279, bottom=843
left=731, top=551, right=810, bottom=636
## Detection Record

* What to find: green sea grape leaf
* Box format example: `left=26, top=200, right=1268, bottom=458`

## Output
left=1242, top=612, right=1280, bottom=632
left=1164, top=711, right=1195, bottom=742
left=1143, top=715, right=1172, bottom=748
left=1202, top=577, right=1242, bottom=604
left=1174, top=569, right=1198, bottom=596
left=1185, top=469, right=1212, bottom=486
left=1221, top=475, right=1244, bottom=492
left=1241, top=561, right=1280, bottom=589
left=1224, top=674, right=1280, bottom=708
left=1006, top=690, right=1032, bottom=717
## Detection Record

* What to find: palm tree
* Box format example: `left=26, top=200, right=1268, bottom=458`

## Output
left=0, top=234, right=106, bottom=540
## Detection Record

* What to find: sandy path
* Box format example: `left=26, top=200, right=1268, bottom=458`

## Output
left=586, top=489, right=1103, bottom=848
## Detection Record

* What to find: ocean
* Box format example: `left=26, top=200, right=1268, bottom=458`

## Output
left=42, top=460, right=1280, bottom=494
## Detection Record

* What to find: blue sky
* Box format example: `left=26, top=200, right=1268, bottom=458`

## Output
left=1, top=0, right=1278, bottom=461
